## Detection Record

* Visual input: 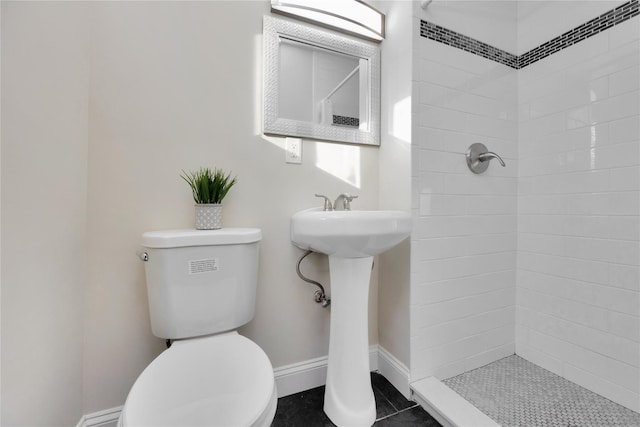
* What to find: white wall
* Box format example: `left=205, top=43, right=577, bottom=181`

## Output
left=410, top=2, right=518, bottom=381
left=517, top=0, right=628, bottom=54
left=1, top=2, right=89, bottom=425
left=375, top=0, right=413, bottom=368
left=516, top=10, right=640, bottom=412
left=2, top=1, right=388, bottom=422
left=84, top=0, right=382, bottom=414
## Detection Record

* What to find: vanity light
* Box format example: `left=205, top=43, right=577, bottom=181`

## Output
left=270, top=0, right=385, bottom=43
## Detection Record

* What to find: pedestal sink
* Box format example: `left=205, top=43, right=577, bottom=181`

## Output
left=290, top=207, right=412, bottom=427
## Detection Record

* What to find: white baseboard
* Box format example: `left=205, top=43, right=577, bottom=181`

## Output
left=274, top=345, right=380, bottom=398
left=76, top=405, right=122, bottom=427
left=77, top=345, right=411, bottom=426
left=376, top=345, right=410, bottom=399
left=272, top=353, right=330, bottom=398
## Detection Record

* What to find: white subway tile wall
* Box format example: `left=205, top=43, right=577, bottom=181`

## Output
left=411, top=3, right=639, bottom=413
left=410, top=15, right=519, bottom=381
left=516, top=15, right=640, bottom=413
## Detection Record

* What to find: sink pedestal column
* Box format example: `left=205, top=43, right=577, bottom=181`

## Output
left=324, top=255, right=376, bottom=427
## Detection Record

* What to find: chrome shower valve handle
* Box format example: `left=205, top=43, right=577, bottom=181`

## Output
left=466, top=143, right=506, bottom=174
left=477, top=151, right=506, bottom=167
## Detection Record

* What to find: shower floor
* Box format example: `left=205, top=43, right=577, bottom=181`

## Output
left=442, top=355, right=640, bottom=427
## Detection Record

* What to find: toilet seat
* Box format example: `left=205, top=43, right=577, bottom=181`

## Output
left=119, top=332, right=277, bottom=426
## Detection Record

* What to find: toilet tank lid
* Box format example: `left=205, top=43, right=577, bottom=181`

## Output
left=142, top=228, right=262, bottom=248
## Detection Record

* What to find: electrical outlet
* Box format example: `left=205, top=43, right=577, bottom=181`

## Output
left=285, top=137, right=302, bottom=164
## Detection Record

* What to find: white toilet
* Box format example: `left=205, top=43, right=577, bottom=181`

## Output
left=119, top=228, right=277, bottom=427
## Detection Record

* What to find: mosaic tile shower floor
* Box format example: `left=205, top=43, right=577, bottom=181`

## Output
left=443, top=355, right=640, bottom=427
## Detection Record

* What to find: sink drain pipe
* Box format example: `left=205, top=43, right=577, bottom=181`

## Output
left=296, top=250, right=331, bottom=308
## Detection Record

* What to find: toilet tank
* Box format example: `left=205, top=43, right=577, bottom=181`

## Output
left=140, top=228, right=262, bottom=340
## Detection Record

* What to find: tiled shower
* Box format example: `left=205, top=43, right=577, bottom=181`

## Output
left=411, top=0, right=639, bottom=417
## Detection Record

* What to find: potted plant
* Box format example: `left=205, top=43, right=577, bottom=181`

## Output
left=181, top=167, right=237, bottom=230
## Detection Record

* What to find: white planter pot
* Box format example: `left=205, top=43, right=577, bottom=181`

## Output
left=194, top=204, right=222, bottom=230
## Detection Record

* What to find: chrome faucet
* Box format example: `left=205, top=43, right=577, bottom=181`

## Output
left=315, top=194, right=333, bottom=211
left=315, top=193, right=359, bottom=211
left=334, top=193, right=358, bottom=211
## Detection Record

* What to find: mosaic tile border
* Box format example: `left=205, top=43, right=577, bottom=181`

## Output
left=332, top=115, right=360, bottom=127
left=420, top=0, right=639, bottom=69
left=520, top=0, right=639, bottom=67
left=420, top=21, right=519, bottom=68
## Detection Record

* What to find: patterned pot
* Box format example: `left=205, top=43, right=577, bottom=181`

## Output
left=194, top=204, right=222, bottom=230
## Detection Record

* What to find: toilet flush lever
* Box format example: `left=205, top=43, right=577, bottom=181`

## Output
left=466, top=143, right=506, bottom=174
left=136, top=251, right=149, bottom=262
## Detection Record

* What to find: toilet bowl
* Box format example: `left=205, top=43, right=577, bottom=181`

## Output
left=120, top=228, right=276, bottom=426
left=119, top=332, right=277, bottom=427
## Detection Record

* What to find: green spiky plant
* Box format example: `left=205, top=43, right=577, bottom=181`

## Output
left=181, top=167, right=237, bottom=204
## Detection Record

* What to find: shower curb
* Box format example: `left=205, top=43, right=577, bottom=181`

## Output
left=411, top=376, right=500, bottom=427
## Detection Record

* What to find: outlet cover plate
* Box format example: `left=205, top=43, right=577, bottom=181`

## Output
left=285, top=137, right=302, bottom=164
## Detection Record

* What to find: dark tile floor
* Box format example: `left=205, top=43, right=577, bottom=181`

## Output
left=272, top=372, right=441, bottom=426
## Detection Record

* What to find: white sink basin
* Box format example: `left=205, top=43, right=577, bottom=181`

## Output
left=290, top=207, right=412, bottom=258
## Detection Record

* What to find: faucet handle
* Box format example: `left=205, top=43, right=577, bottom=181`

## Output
left=478, top=151, right=506, bottom=167
left=344, top=194, right=358, bottom=211
left=334, top=193, right=358, bottom=211
left=315, top=194, right=333, bottom=211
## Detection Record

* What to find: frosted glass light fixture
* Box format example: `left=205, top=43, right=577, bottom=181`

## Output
left=271, top=0, right=385, bottom=43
